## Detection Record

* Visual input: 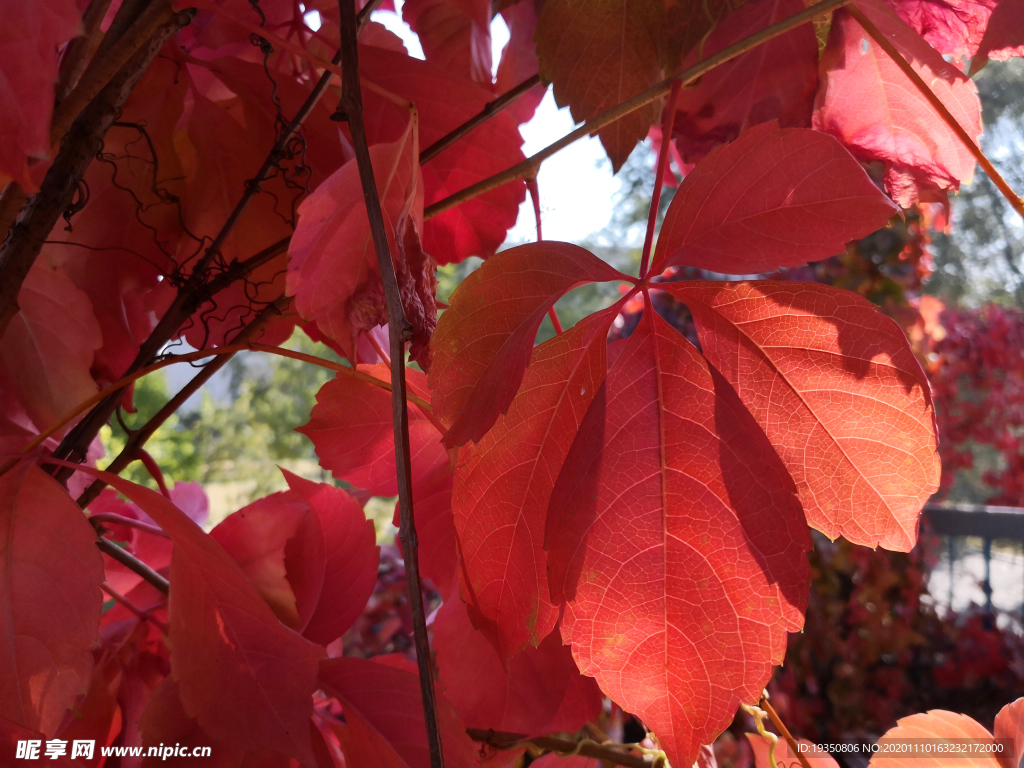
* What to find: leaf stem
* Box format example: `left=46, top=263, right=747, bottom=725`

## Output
left=639, top=78, right=682, bottom=279
left=334, top=1, right=446, bottom=765
left=423, top=0, right=851, bottom=221
left=761, top=695, right=813, bottom=768
left=419, top=74, right=542, bottom=164
left=96, top=536, right=170, bottom=595
left=101, top=582, right=169, bottom=632
left=466, top=729, right=665, bottom=768
left=90, top=513, right=170, bottom=539
left=846, top=3, right=1024, bottom=218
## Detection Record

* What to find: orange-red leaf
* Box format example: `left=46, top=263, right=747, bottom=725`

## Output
left=318, top=657, right=479, bottom=768
left=0, top=464, right=104, bottom=736
left=866, top=708, right=1006, bottom=768
left=545, top=301, right=810, bottom=768
left=747, top=734, right=840, bottom=768
left=651, top=123, right=897, bottom=275
left=813, top=0, right=982, bottom=206
left=994, top=697, right=1024, bottom=768
left=87, top=470, right=323, bottom=764
left=452, top=307, right=616, bottom=657
left=429, top=242, right=628, bottom=446
left=667, top=280, right=940, bottom=551
left=535, top=0, right=664, bottom=170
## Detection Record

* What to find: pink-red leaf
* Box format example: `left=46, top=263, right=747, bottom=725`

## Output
left=971, top=0, right=1024, bottom=73
left=0, top=0, right=80, bottom=190
left=747, top=734, right=840, bottom=768
left=318, top=657, right=479, bottom=768
left=994, top=697, right=1024, bottom=768
left=451, top=307, right=616, bottom=657
left=670, top=0, right=819, bottom=165
left=401, top=0, right=493, bottom=84
left=82, top=469, right=322, bottom=764
left=282, top=471, right=379, bottom=645
left=666, top=280, right=940, bottom=551
left=288, top=123, right=422, bottom=359
left=813, top=0, right=982, bottom=206
left=0, top=464, right=104, bottom=736
left=0, top=259, right=102, bottom=432
left=429, top=242, right=628, bottom=446
left=545, top=302, right=810, bottom=768
left=888, top=0, right=995, bottom=60
left=651, top=122, right=897, bottom=275
left=433, top=594, right=602, bottom=734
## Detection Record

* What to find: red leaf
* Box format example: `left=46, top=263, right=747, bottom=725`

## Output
left=887, top=0, right=995, bottom=59
left=670, top=0, right=819, bottom=165
left=434, top=594, right=602, bottom=734
left=650, top=123, right=897, bottom=276
left=428, top=242, right=628, bottom=446
left=451, top=307, right=617, bottom=657
left=0, top=0, right=80, bottom=190
left=287, top=123, right=423, bottom=359
left=210, top=490, right=311, bottom=628
left=402, top=0, right=493, bottom=84
left=866, top=709, right=1003, bottom=768
left=318, top=656, right=479, bottom=768
left=994, top=697, right=1024, bottom=768
left=666, top=280, right=940, bottom=551
left=360, top=46, right=527, bottom=263
left=495, top=0, right=547, bottom=125
left=535, top=0, right=665, bottom=170
left=545, top=301, right=810, bottom=768
left=971, top=0, right=1024, bottom=73
left=282, top=471, right=379, bottom=645
left=300, top=365, right=447, bottom=497
left=0, top=259, right=102, bottom=432
left=0, top=464, right=104, bottom=736
left=812, top=0, right=982, bottom=206
left=83, top=469, right=323, bottom=764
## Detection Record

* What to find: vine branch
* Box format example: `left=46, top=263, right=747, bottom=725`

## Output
left=423, top=0, right=853, bottom=221
left=761, top=695, right=813, bottom=768
left=639, top=77, right=682, bottom=278
left=846, top=3, right=1024, bottom=219
left=335, top=0, right=445, bottom=765
left=96, top=537, right=170, bottom=595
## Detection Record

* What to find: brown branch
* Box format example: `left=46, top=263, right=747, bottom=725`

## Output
left=51, top=0, right=175, bottom=144
left=335, top=0, right=445, bottom=766
left=90, top=513, right=170, bottom=538
left=56, top=0, right=115, bottom=102
left=419, top=74, right=542, bottom=164
left=74, top=295, right=293, bottom=508
left=357, top=0, right=387, bottom=30
left=0, top=9, right=195, bottom=342
left=423, top=0, right=852, bottom=221
left=96, top=536, right=170, bottom=595
left=846, top=3, right=1024, bottom=218
left=467, top=730, right=663, bottom=768
left=761, top=696, right=813, bottom=768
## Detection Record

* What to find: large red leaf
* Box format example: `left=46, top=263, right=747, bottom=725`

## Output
left=360, top=47, right=527, bottom=263
left=0, top=0, right=80, bottom=190
left=670, top=0, right=819, bottom=164
left=433, top=594, right=602, bottom=734
left=0, top=259, right=102, bottom=433
left=535, top=0, right=665, bottom=170
left=650, top=123, right=897, bottom=276
left=282, top=471, right=379, bottom=645
left=82, top=469, right=323, bottom=764
left=0, top=464, right=104, bottom=736
left=994, top=697, right=1024, bottom=768
left=812, top=0, right=982, bottom=206
left=287, top=124, right=422, bottom=359
left=428, top=242, right=628, bottom=446
left=318, top=657, right=479, bottom=768
left=495, top=0, right=547, bottom=125
left=545, top=301, right=810, bottom=768
left=451, top=307, right=616, bottom=657
left=667, top=280, right=940, bottom=551
left=299, top=365, right=446, bottom=496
